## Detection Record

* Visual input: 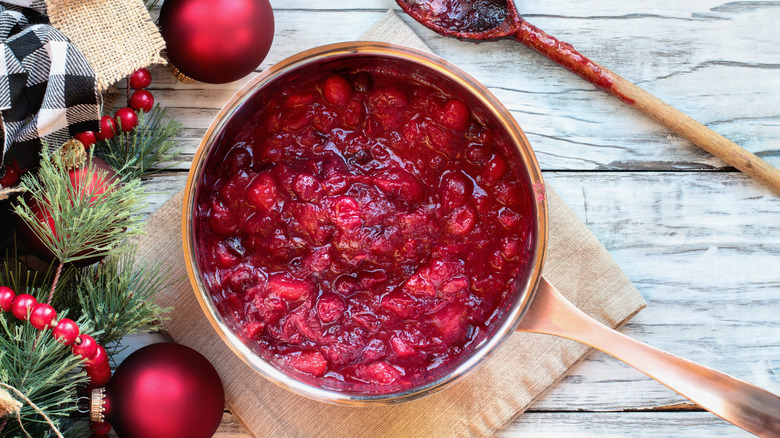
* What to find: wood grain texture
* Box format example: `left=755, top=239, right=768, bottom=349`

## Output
left=145, top=1, right=780, bottom=178
left=120, top=1, right=779, bottom=436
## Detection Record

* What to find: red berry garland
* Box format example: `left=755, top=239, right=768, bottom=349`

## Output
left=0, top=285, right=114, bottom=435
left=71, top=67, right=155, bottom=154
left=0, top=285, right=111, bottom=386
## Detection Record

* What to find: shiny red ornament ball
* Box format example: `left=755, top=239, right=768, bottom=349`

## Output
left=15, top=156, right=119, bottom=267
left=129, top=89, right=154, bottom=112
left=129, top=68, right=152, bottom=89
left=105, top=343, right=224, bottom=438
left=160, top=0, right=274, bottom=84
left=114, top=107, right=138, bottom=132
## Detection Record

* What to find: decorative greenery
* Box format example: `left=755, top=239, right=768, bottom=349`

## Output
left=53, top=248, right=172, bottom=347
left=1, top=64, right=182, bottom=435
left=98, top=105, right=183, bottom=180
left=11, top=149, right=146, bottom=266
left=0, top=259, right=91, bottom=438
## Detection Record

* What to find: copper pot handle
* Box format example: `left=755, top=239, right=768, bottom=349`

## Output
left=517, top=277, right=780, bottom=436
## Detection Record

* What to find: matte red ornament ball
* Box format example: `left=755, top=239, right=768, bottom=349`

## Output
left=159, top=0, right=274, bottom=84
left=106, top=343, right=224, bottom=438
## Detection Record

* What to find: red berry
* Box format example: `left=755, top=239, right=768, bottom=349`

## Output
left=114, top=107, right=138, bottom=132
left=96, top=116, right=117, bottom=141
left=129, top=68, right=152, bottom=89
left=29, top=303, right=57, bottom=330
left=0, top=286, right=15, bottom=311
left=52, top=318, right=80, bottom=345
left=323, top=75, right=352, bottom=106
left=75, top=131, right=98, bottom=149
left=72, top=334, right=98, bottom=360
left=11, top=294, right=36, bottom=320
left=85, top=344, right=109, bottom=369
left=87, top=366, right=112, bottom=387
left=0, top=164, right=19, bottom=188
left=129, top=89, right=154, bottom=112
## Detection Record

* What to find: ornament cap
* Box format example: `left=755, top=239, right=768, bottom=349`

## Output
left=90, top=387, right=106, bottom=423
left=168, top=63, right=196, bottom=84
left=59, top=139, right=88, bottom=170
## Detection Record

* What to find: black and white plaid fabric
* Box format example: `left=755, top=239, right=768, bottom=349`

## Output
left=0, top=0, right=100, bottom=172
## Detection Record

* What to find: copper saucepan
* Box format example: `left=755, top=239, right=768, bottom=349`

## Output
left=182, top=42, right=780, bottom=435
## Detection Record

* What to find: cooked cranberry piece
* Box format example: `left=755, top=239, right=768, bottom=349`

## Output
left=323, top=75, right=352, bottom=106
left=268, top=274, right=311, bottom=301
left=316, top=293, right=346, bottom=323
left=437, top=99, right=470, bottom=131
left=246, top=173, right=278, bottom=211
left=290, top=350, right=328, bottom=377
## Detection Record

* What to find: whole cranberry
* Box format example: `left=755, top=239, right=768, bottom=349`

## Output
left=129, top=68, right=152, bottom=89
left=129, top=89, right=154, bottom=112
left=96, top=116, right=117, bottom=141
left=114, top=107, right=138, bottom=132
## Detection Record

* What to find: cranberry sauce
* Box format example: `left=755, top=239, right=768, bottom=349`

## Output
left=195, top=59, right=536, bottom=393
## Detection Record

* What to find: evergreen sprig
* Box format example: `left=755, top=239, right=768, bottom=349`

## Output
left=97, top=105, right=183, bottom=180
left=12, top=150, right=146, bottom=266
left=54, top=248, right=172, bottom=347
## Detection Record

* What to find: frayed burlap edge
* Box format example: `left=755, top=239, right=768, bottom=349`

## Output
left=45, top=0, right=166, bottom=93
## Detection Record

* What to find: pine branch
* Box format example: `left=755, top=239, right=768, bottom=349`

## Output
left=54, top=248, right=173, bottom=347
left=11, top=150, right=146, bottom=266
left=97, top=105, right=183, bottom=180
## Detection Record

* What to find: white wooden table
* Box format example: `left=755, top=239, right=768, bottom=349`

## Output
left=132, top=1, right=780, bottom=436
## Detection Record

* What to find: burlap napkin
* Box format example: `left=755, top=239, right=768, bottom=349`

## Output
left=45, top=0, right=165, bottom=92
left=135, top=11, right=646, bottom=437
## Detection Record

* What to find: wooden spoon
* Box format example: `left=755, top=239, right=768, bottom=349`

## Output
left=396, top=0, right=780, bottom=195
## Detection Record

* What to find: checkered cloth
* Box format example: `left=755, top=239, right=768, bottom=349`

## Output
left=0, top=0, right=100, bottom=173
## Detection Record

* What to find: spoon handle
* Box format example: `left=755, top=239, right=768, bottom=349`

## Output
left=513, top=21, right=780, bottom=196
left=517, top=277, right=780, bottom=436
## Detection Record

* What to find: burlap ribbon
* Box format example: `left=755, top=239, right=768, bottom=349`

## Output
left=135, top=11, right=647, bottom=437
